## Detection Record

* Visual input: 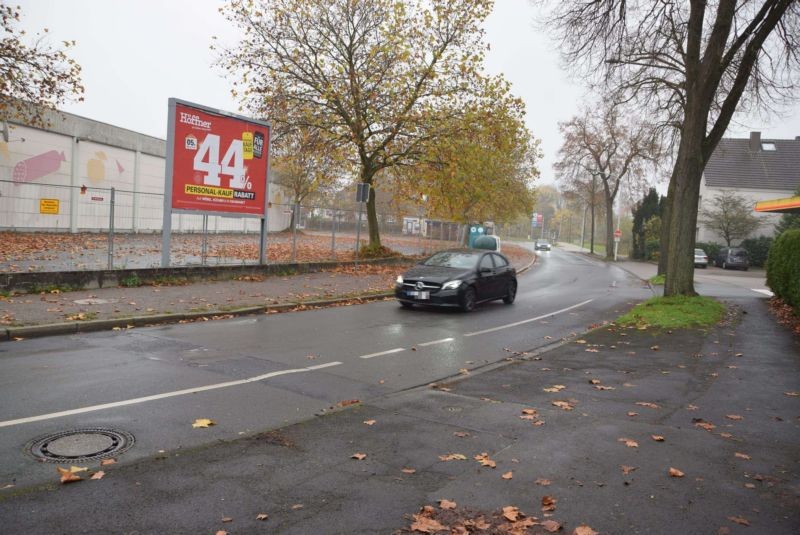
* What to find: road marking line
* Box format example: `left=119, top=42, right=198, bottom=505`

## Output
left=463, top=299, right=595, bottom=337
left=358, top=348, right=405, bottom=359
left=418, top=337, right=455, bottom=347
left=752, top=289, right=774, bottom=297
left=0, top=362, right=343, bottom=429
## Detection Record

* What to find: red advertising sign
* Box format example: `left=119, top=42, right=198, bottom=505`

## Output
left=169, top=102, right=270, bottom=216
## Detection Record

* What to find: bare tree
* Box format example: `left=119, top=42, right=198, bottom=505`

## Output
left=217, top=0, right=501, bottom=252
left=554, top=102, right=660, bottom=259
left=545, top=0, right=800, bottom=295
left=700, top=190, right=762, bottom=246
left=0, top=4, right=83, bottom=128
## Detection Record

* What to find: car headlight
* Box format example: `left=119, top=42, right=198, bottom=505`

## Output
left=442, top=280, right=462, bottom=290
left=396, top=275, right=403, bottom=284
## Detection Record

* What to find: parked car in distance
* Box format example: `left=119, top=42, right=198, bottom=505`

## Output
left=534, top=239, right=551, bottom=251
left=395, top=249, right=517, bottom=312
left=473, top=234, right=501, bottom=251
left=693, top=248, right=708, bottom=268
left=714, top=247, right=749, bottom=270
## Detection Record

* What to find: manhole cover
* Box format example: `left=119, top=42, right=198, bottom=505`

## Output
left=26, top=428, right=134, bottom=463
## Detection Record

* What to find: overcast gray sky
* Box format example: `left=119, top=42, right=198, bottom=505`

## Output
left=16, top=0, right=800, bottom=186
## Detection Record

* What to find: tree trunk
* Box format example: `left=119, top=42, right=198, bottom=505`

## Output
left=657, top=171, right=675, bottom=277
left=664, top=126, right=704, bottom=297
left=604, top=185, right=614, bottom=260
left=360, top=166, right=381, bottom=249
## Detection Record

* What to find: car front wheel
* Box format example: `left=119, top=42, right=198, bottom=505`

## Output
left=460, top=287, right=476, bottom=312
left=503, top=281, right=517, bottom=304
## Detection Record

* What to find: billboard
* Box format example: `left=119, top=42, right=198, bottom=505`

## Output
left=167, top=100, right=270, bottom=216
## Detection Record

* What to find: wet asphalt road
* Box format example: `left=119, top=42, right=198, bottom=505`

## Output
left=0, top=247, right=650, bottom=488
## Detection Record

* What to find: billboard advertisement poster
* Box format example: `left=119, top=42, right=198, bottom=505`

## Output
left=169, top=101, right=270, bottom=216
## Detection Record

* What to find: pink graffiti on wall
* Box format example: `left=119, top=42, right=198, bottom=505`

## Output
left=13, top=151, right=66, bottom=184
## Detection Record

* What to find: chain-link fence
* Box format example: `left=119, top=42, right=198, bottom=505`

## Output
left=0, top=180, right=466, bottom=273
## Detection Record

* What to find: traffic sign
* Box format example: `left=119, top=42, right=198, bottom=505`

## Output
left=614, top=228, right=622, bottom=238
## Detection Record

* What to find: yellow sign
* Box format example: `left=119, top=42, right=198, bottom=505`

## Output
left=242, top=132, right=254, bottom=160
left=39, top=198, right=60, bottom=214
left=184, top=184, right=233, bottom=199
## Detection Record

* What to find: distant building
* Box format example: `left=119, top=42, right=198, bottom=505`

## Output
left=697, top=131, right=800, bottom=243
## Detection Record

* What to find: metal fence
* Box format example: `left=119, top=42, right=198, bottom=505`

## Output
left=0, top=180, right=468, bottom=273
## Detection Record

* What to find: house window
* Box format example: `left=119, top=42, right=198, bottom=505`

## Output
left=761, top=142, right=777, bottom=151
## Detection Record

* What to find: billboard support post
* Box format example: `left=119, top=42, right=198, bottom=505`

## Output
left=162, top=98, right=271, bottom=268
left=108, top=187, right=115, bottom=270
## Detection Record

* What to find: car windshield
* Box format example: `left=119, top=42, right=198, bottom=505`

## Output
left=694, top=249, right=705, bottom=255
left=423, top=252, right=479, bottom=269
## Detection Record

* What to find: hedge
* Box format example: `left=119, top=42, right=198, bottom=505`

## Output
left=740, top=236, right=773, bottom=268
left=766, top=229, right=800, bottom=313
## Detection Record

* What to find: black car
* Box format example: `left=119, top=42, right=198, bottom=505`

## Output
left=534, top=239, right=551, bottom=251
left=395, top=249, right=517, bottom=312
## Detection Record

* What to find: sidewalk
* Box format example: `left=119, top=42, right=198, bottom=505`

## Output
left=1, top=285, right=797, bottom=533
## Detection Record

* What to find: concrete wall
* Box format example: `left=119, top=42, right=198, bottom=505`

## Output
left=0, top=109, right=291, bottom=233
left=697, top=179, right=793, bottom=244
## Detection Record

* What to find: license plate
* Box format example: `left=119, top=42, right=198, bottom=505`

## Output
left=407, top=290, right=429, bottom=299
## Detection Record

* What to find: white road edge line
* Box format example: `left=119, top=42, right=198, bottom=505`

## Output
left=463, top=299, right=595, bottom=337
left=359, top=347, right=405, bottom=359
left=418, top=337, right=455, bottom=347
left=0, top=361, right=343, bottom=429
left=751, top=289, right=774, bottom=297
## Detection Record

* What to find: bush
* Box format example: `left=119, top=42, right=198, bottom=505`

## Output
left=645, top=239, right=660, bottom=261
left=766, top=229, right=800, bottom=314
left=358, top=242, right=397, bottom=259
left=695, top=241, right=722, bottom=261
left=740, top=236, right=773, bottom=267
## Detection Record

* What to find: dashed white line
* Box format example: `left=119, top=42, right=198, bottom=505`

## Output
left=0, top=361, right=343, bottom=429
left=751, top=289, right=774, bottom=297
left=358, top=347, right=405, bottom=359
left=418, top=337, right=454, bottom=347
left=463, top=299, right=595, bottom=337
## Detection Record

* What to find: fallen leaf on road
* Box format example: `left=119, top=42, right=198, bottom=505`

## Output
left=474, top=453, right=497, bottom=468
left=720, top=433, right=733, bottom=439
left=784, top=391, right=799, bottom=397
left=57, top=467, right=82, bottom=484
left=256, top=513, right=268, bottom=521
left=585, top=348, right=599, bottom=353
left=589, top=379, right=601, bottom=385
left=522, top=408, right=538, bottom=415
left=572, top=526, right=598, bottom=535
left=502, top=506, right=520, bottom=521
left=686, top=404, right=699, bottom=410
left=627, top=411, right=638, bottom=417
left=727, top=516, right=750, bottom=526
left=192, top=418, right=215, bottom=428
left=635, top=402, right=659, bottom=409
left=541, top=519, right=561, bottom=532
left=669, top=467, right=685, bottom=478
left=216, top=531, right=227, bottom=535
left=744, top=483, right=756, bottom=489
left=535, top=478, right=552, bottom=486
left=351, top=452, right=367, bottom=460
left=363, top=419, right=376, bottom=426
left=410, top=514, right=447, bottom=534
left=401, top=468, right=417, bottom=474
left=621, top=465, right=637, bottom=475
left=90, top=471, right=105, bottom=480
left=694, top=420, right=716, bottom=431
left=594, top=385, right=615, bottom=390
left=439, top=499, right=457, bottom=510
left=100, top=459, right=116, bottom=466
left=336, top=399, right=360, bottom=407
left=725, top=414, right=743, bottom=420
left=650, top=345, right=659, bottom=351
left=575, top=339, right=587, bottom=344
left=552, top=400, right=574, bottom=411
left=618, top=438, right=639, bottom=448
left=502, top=471, right=513, bottom=480
left=453, top=431, right=470, bottom=438
left=651, top=435, right=665, bottom=442
left=541, top=495, right=557, bottom=512
left=439, top=453, right=467, bottom=461
left=221, top=517, right=233, bottom=523
left=734, top=452, right=751, bottom=460
left=291, top=504, right=304, bottom=510
left=543, top=385, right=566, bottom=393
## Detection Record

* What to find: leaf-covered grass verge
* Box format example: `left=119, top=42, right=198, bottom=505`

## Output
left=649, top=274, right=665, bottom=285
left=617, top=295, right=725, bottom=329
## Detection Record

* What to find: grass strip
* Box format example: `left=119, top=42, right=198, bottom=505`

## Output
left=617, top=295, right=725, bottom=329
